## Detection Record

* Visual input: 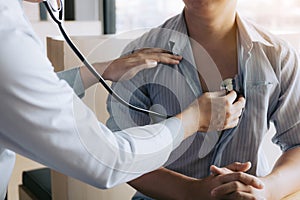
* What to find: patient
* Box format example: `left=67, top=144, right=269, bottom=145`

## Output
left=106, top=0, right=300, bottom=199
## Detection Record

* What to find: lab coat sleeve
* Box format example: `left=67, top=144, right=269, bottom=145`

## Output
left=0, top=0, right=184, bottom=189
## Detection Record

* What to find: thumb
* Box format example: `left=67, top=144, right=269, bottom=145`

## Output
left=210, top=162, right=252, bottom=176
left=207, top=90, right=226, bottom=98
left=210, top=165, right=231, bottom=176
left=225, top=90, right=238, bottom=104
left=226, top=161, right=252, bottom=172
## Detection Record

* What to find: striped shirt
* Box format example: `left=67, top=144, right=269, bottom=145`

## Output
left=106, top=12, right=300, bottom=199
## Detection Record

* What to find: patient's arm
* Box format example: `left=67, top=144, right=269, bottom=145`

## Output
left=211, top=147, right=300, bottom=200
left=129, top=168, right=195, bottom=200
left=263, top=147, right=300, bottom=199
left=128, top=162, right=263, bottom=200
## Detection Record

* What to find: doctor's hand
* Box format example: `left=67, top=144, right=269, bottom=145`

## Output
left=210, top=163, right=267, bottom=200
left=80, top=48, right=182, bottom=89
left=102, top=48, right=182, bottom=81
left=177, top=90, right=246, bottom=138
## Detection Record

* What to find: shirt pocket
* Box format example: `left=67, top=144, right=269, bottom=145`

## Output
left=246, top=81, right=274, bottom=89
left=246, top=81, right=274, bottom=98
left=246, top=80, right=275, bottom=105
left=244, top=81, right=275, bottom=135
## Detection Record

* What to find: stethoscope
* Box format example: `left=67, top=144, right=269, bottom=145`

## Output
left=42, top=0, right=237, bottom=120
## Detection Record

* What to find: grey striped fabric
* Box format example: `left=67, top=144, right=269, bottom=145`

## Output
left=106, top=12, right=300, bottom=200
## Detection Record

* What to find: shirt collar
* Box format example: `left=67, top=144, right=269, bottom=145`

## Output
left=236, top=12, right=273, bottom=52
left=168, top=12, right=190, bottom=55
left=168, top=11, right=274, bottom=54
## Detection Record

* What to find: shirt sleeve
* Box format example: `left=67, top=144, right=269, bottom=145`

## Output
left=106, top=36, right=154, bottom=130
left=57, top=67, right=85, bottom=98
left=271, top=44, right=300, bottom=152
left=0, top=0, right=184, bottom=189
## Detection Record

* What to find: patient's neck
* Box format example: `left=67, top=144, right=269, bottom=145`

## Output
left=184, top=5, right=237, bottom=47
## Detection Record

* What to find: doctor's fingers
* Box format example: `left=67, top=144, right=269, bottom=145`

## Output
left=208, top=109, right=239, bottom=131
left=128, top=49, right=182, bottom=65
left=225, top=106, right=243, bottom=121
left=224, top=90, right=238, bottom=104
left=232, top=96, right=246, bottom=110
left=222, top=105, right=244, bottom=129
left=116, top=60, right=159, bottom=81
left=222, top=117, right=239, bottom=130
left=224, top=97, right=245, bottom=119
left=215, top=91, right=242, bottom=113
left=133, top=48, right=174, bottom=54
left=224, top=109, right=243, bottom=125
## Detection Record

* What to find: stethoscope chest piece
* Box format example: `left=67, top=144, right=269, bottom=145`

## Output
left=220, top=78, right=235, bottom=93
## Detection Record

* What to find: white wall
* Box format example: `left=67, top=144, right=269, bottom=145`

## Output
left=75, top=0, right=99, bottom=21
left=23, top=0, right=101, bottom=21
left=22, top=1, right=102, bottom=46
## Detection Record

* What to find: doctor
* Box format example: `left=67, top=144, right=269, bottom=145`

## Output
left=0, top=0, right=246, bottom=199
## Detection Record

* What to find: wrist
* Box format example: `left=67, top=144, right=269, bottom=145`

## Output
left=94, top=61, right=110, bottom=80
left=260, top=176, right=278, bottom=200
left=176, top=106, right=199, bottom=139
left=182, top=178, right=206, bottom=200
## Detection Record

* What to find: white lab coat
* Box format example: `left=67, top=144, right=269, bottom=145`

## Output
left=0, top=0, right=184, bottom=199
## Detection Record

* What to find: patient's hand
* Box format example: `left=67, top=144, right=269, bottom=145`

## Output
left=210, top=162, right=267, bottom=200
left=184, top=162, right=264, bottom=200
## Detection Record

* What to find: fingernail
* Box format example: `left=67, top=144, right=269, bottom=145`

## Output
left=146, top=60, right=157, bottom=67
left=259, top=181, right=265, bottom=188
left=257, top=181, right=264, bottom=188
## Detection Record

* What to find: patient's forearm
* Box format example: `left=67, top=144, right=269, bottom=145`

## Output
left=128, top=168, right=195, bottom=200
left=263, top=147, right=300, bottom=200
